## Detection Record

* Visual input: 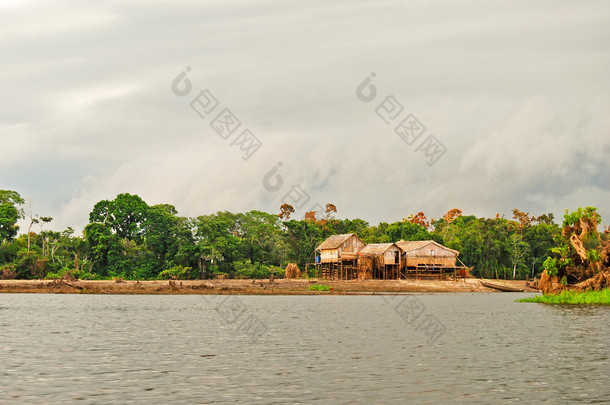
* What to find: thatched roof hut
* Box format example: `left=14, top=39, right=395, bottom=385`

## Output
left=316, top=233, right=365, bottom=263
left=395, top=240, right=459, bottom=268
left=358, top=243, right=403, bottom=280
left=359, top=243, right=403, bottom=265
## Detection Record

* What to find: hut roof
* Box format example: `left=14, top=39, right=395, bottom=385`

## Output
left=395, top=240, right=459, bottom=255
left=316, top=233, right=357, bottom=250
left=360, top=243, right=401, bottom=256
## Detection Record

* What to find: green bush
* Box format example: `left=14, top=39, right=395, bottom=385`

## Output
left=309, top=284, right=331, bottom=291
left=0, top=263, right=17, bottom=279
left=543, top=257, right=558, bottom=277
left=14, top=250, right=48, bottom=279
left=233, top=260, right=283, bottom=279
left=70, top=269, right=100, bottom=280
left=158, top=265, right=196, bottom=280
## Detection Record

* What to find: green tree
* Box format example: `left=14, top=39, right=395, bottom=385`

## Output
left=89, top=193, right=149, bottom=244
left=284, top=219, right=323, bottom=268
left=193, top=211, right=243, bottom=276
left=84, top=222, right=122, bottom=277
left=386, top=221, right=435, bottom=242
left=239, top=210, right=287, bottom=266
left=524, top=222, right=560, bottom=278
left=143, top=204, right=181, bottom=270
left=0, top=190, right=24, bottom=243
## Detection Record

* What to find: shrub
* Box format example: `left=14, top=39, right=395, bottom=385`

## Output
left=0, top=263, right=17, bottom=279
left=14, top=250, right=47, bottom=279
left=158, top=265, right=196, bottom=280
left=309, top=284, right=331, bottom=291
left=234, top=261, right=284, bottom=279
left=543, top=257, right=558, bottom=277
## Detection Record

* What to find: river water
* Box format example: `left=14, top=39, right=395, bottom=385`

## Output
left=0, top=293, right=608, bottom=404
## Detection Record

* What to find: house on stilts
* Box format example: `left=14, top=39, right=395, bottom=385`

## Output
left=357, top=243, right=403, bottom=280
left=315, top=233, right=365, bottom=280
left=316, top=234, right=470, bottom=280
left=395, top=240, right=461, bottom=279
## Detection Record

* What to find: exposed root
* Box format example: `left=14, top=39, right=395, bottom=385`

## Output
left=573, top=271, right=610, bottom=292
left=569, top=234, right=588, bottom=262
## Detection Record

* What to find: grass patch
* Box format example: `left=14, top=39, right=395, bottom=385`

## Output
left=518, top=288, right=610, bottom=305
left=309, top=284, right=331, bottom=291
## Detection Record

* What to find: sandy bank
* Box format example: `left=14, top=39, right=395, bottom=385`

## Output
left=0, top=278, right=536, bottom=295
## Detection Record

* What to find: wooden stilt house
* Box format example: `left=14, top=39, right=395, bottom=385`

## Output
left=395, top=240, right=460, bottom=279
left=316, top=233, right=365, bottom=280
left=358, top=243, right=403, bottom=280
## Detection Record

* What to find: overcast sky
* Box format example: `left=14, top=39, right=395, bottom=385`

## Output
left=1, top=0, right=609, bottom=232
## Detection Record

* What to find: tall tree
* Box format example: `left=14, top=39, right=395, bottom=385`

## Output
left=441, top=208, right=462, bottom=224
left=0, top=190, right=24, bottom=243
left=387, top=221, right=433, bottom=242
left=509, top=233, right=528, bottom=279
left=278, top=204, right=295, bottom=221
left=143, top=204, right=180, bottom=269
left=23, top=200, right=51, bottom=252
left=284, top=219, right=322, bottom=268
left=405, top=212, right=430, bottom=230
left=89, top=193, right=149, bottom=244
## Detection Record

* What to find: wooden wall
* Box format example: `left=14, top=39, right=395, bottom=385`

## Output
left=383, top=246, right=402, bottom=265
left=404, top=242, right=457, bottom=267
left=320, top=248, right=339, bottom=263
left=320, top=234, right=365, bottom=263
left=340, top=235, right=365, bottom=254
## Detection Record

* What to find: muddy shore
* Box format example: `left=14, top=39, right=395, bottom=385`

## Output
left=0, top=278, right=536, bottom=295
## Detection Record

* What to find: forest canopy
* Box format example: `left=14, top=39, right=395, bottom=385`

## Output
left=1, top=189, right=599, bottom=282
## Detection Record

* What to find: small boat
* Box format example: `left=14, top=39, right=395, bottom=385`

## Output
left=479, top=280, right=524, bottom=292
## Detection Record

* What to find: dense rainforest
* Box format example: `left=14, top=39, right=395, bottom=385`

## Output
left=1, top=189, right=599, bottom=281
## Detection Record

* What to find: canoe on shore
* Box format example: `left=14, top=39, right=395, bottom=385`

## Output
left=479, top=280, right=524, bottom=292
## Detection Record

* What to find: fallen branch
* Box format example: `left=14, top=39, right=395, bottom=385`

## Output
left=61, top=279, right=83, bottom=290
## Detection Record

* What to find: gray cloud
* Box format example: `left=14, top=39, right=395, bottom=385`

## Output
left=1, top=0, right=608, bottom=233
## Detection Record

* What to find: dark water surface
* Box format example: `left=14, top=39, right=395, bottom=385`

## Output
left=0, top=293, right=608, bottom=404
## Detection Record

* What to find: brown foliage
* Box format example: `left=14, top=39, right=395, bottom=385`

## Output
left=325, top=203, right=337, bottom=214
left=407, top=212, right=430, bottom=229
left=442, top=208, right=462, bottom=224
left=304, top=211, right=317, bottom=222
left=0, top=266, right=16, bottom=280
left=279, top=203, right=295, bottom=221
left=324, top=204, right=337, bottom=220
left=512, top=209, right=532, bottom=230
left=304, top=203, right=337, bottom=225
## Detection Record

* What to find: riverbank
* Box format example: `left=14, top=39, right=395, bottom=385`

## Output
left=518, top=288, right=610, bottom=305
left=0, top=278, right=536, bottom=295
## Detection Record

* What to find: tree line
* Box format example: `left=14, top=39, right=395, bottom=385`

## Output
left=0, top=189, right=573, bottom=280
